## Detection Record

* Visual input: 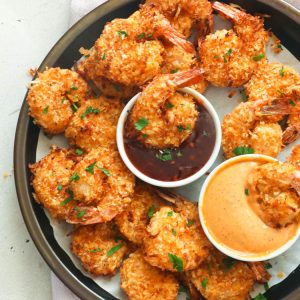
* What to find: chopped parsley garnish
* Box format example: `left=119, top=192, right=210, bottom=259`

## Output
left=134, top=118, right=149, bottom=131
left=156, top=149, right=172, bottom=161
left=136, top=32, right=146, bottom=40
left=107, top=244, right=123, bottom=256
left=201, top=278, right=208, bottom=289
left=277, top=44, right=283, bottom=50
left=113, top=84, right=121, bottom=91
left=264, top=282, right=269, bottom=291
left=60, top=189, right=74, bottom=206
left=222, top=257, right=236, bottom=272
left=142, top=133, right=149, bottom=139
left=171, top=228, right=177, bottom=236
left=96, top=166, right=111, bottom=177
left=214, top=55, right=220, bottom=59
left=147, top=205, right=155, bottom=219
left=167, top=211, right=173, bottom=217
left=166, top=102, right=174, bottom=109
left=117, top=30, right=128, bottom=39
left=265, top=262, right=272, bottom=269
left=244, top=188, right=249, bottom=196
left=61, top=97, right=66, bottom=104
left=253, top=294, right=267, bottom=300
left=223, top=48, right=232, bottom=63
left=252, top=53, right=265, bottom=61
left=177, top=124, right=191, bottom=132
left=290, top=100, right=296, bottom=107
left=240, top=89, right=249, bottom=102
left=75, top=148, right=83, bottom=155
left=85, top=162, right=97, bottom=174
left=233, top=146, right=255, bottom=156
left=42, top=106, right=49, bottom=114
left=101, top=53, right=106, bottom=60
left=168, top=253, right=183, bottom=272
left=80, top=106, right=100, bottom=119
left=57, top=184, right=63, bottom=191
left=70, top=172, right=80, bottom=182
left=279, top=66, right=285, bottom=77
left=71, top=103, right=78, bottom=112
left=186, top=219, right=194, bottom=227
left=171, top=68, right=179, bottom=74
left=74, top=207, right=87, bottom=218
left=277, top=89, right=285, bottom=96
left=70, top=85, right=78, bottom=91
left=88, top=247, right=101, bottom=253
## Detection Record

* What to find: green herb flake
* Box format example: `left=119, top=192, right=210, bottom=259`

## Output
left=252, top=53, right=265, bottom=61
left=186, top=219, right=194, bottom=227
left=60, top=189, right=74, bottom=206
left=61, top=97, right=66, bottom=104
left=171, top=228, right=177, bottom=236
left=117, top=30, right=128, bottom=39
left=71, top=103, right=79, bottom=112
left=265, top=263, right=272, bottom=269
left=107, top=244, right=123, bottom=257
left=244, top=188, right=249, bottom=196
left=70, top=85, right=78, bottom=91
left=253, top=294, right=267, bottom=300
left=137, top=32, right=146, bottom=40
left=168, top=253, right=183, bottom=272
left=177, top=124, right=191, bottom=132
left=156, top=149, right=172, bottom=161
left=142, top=134, right=149, bottom=139
left=201, top=278, right=208, bottom=289
left=75, top=148, right=83, bottom=155
left=279, top=66, right=285, bottom=77
left=80, top=106, right=100, bottom=119
left=214, top=55, right=220, bottom=59
left=240, top=90, right=249, bottom=102
left=42, top=106, right=49, bottom=114
left=171, top=68, right=179, bottom=74
left=101, top=53, right=106, bottom=60
left=167, top=211, right=173, bottom=217
left=74, top=207, right=87, bottom=218
left=85, top=162, right=97, bottom=174
left=222, top=257, right=236, bottom=272
left=70, top=172, right=80, bottom=182
left=290, top=100, right=296, bottom=107
left=166, top=102, right=174, bottom=109
left=277, top=44, right=283, bottom=50
left=147, top=33, right=153, bottom=39
left=147, top=205, right=155, bottom=219
left=179, top=285, right=187, bottom=293
left=88, top=247, right=101, bottom=253
left=223, top=48, right=232, bottom=63
left=57, top=184, right=63, bottom=191
left=134, top=118, right=149, bottom=131
left=264, top=282, right=269, bottom=291
left=233, top=146, right=255, bottom=156
left=96, top=166, right=111, bottom=177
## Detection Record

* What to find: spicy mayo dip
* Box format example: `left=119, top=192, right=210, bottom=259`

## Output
left=199, top=155, right=299, bottom=260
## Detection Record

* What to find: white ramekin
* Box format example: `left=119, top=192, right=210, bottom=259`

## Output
left=198, top=154, right=300, bottom=261
left=116, top=87, right=221, bottom=188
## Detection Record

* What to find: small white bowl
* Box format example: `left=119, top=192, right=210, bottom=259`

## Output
left=198, top=154, right=300, bottom=261
left=116, top=87, right=221, bottom=188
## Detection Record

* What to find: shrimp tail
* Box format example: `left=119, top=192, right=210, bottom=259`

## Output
left=196, top=14, right=214, bottom=44
left=170, top=69, right=205, bottom=88
left=260, top=102, right=292, bottom=115
left=283, top=125, right=300, bottom=145
left=248, top=262, right=271, bottom=283
left=212, top=1, right=246, bottom=22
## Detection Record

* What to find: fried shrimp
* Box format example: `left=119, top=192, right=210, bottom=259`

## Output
left=115, top=183, right=166, bottom=245
left=130, top=69, right=204, bottom=149
left=71, top=223, right=128, bottom=275
left=26, top=67, right=91, bottom=134
left=65, top=97, right=123, bottom=151
left=247, top=161, right=300, bottom=228
left=143, top=199, right=211, bottom=272
left=121, top=250, right=179, bottom=300
left=288, top=144, right=300, bottom=167
left=222, top=99, right=283, bottom=158
left=80, top=5, right=193, bottom=88
left=190, top=249, right=256, bottom=300
left=67, top=147, right=135, bottom=225
left=199, top=2, right=269, bottom=87
left=29, top=146, right=79, bottom=220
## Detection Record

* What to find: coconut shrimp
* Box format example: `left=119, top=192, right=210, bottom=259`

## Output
left=121, top=250, right=179, bottom=300
left=288, top=144, right=300, bottom=167
left=67, top=147, right=135, bottom=225
left=222, top=99, right=283, bottom=158
left=247, top=161, right=300, bottom=228
left=26, top=67, right=91, bottom=134
left=145, top=0, right=213, bottom=38
left=199, top=2, right=269, bottom=87
left=130, top=69, right=204, bottom=149
left=115, top=183, right=166, bottom=245
left=81, top=5, right=194, bottom=88
left=65, top=97, right=123, bottom=152
left=71, top=222, right=128, bottom=275
left=29, top=146, right=80, bottom=220
left=143, top=194, right=211, bottom=272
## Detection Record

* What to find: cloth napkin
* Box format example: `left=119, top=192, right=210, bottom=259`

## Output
left=51, top=2, right=107, bottom=299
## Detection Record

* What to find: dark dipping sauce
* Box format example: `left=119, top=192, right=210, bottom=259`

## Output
left=124, top=103, right=216, bottom=181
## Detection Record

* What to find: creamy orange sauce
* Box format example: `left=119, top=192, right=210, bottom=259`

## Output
left=202, top=156, right=298, bottom=258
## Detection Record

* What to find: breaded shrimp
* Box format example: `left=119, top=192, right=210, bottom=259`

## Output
left=121, top=250, right=179, bottom=300
left=190, top=249, right=256, bottom=300
left=67, top=147, right=135, bottom=225
left=288, top=144, right=300, bottom=167
left=65, top=97, right=123, bottom=151
left=29, top=146, right=79, bottom=220
left=143, top=201, right=211, bottom=272
left=71, top=223, right=128, bottom=275
left=199, top=2, right=269, bottom=87
left=81, top=5, right=194, bottom=87
left=130, top=69, right=204, bottom=149
left=27, top=67, right=91, bottom=134
left=247, top=161, right=300, bottom=228
left=115, top=183, right=166, bottom=245
left=222, top=99, right=283, bottom=158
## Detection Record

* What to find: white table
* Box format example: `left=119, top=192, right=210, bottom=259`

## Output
left=0, top=0, right=299, bottom=299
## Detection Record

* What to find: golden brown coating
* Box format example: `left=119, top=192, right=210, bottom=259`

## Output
left=65, top=97, right=123, bottom=151
left=27, top=67, right=90, bottom=134
left=121, top=250, right=179, bottom=300
left=143, top=204, right=211, bottom=272
left=190, top=249, right=255, bottom=300
left=67, top=147, right=135, bottom=225
left=115, top=183, right=166, bottom=245
left=130, top=70, right=204, bottom=149
left=71, top=223, right=128, bottom=275
left=199, top=2, right=269, bottom=87
left=248, top=161, right=300, bottom=227
left=29, top=146, right=78, bottom=220
left=288, top=144, right=300, bottom=167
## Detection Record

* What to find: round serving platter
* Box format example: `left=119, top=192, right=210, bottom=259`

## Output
left=14, top=0, right=300, bottom=299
